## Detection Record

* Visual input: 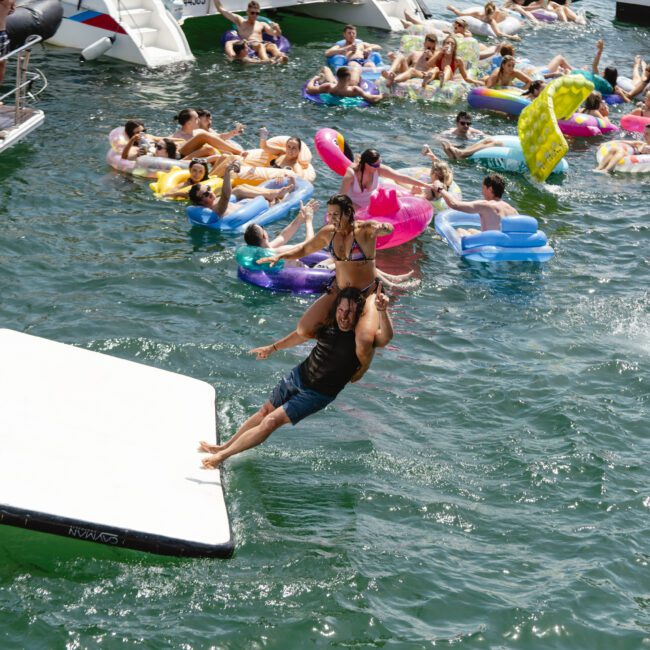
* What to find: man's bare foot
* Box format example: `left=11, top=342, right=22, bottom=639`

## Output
left=440, top=139, right=459, bottom=160
left=201, top=453, right=224, bottom=469
left=270, top=177, right=295, bottom=203
left=422, top=71, right=433, bottom=88
left=381, top=70, right=396, bottom=87
left=198, top=440, right=222, bottom=453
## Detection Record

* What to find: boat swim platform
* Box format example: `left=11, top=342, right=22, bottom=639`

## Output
left=0, top=329, right=233, bottom=559
left=0, top=105, right=44, bottom=154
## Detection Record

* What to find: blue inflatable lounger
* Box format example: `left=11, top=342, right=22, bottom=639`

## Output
left=0, top=329, right=233, bottom=558
left=435, top=210, right=555, bottom=263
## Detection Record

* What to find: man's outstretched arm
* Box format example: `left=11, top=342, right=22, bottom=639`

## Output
left=250, top=329, right=309, bottom=359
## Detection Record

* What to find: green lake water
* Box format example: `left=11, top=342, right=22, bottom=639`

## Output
left=0, top=1, right=649, bottom=647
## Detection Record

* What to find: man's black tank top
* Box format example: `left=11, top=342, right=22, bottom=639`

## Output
left=299, top=325, right=360, bottom=397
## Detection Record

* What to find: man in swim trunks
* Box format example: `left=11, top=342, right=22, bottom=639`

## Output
left=324, top=24, right=382, bottom=68
left=381, top=33, right=438, bottom=88
left=0, top=0, right=16, bottom=86
left=189, top=160, right=295, bottom=219
left=432, top=172, right=517, bottom=233
left=198, top=285, right=393, bottom=469
left=305, top=65, right=384, bottom=104
left=213, top=0, right=286, bottom=62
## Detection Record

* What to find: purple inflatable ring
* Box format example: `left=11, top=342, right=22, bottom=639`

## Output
left=237, top=250, right=333, bottom=294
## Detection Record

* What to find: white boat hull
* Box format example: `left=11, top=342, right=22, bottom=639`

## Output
left=47, top=0, right=194, bottom=67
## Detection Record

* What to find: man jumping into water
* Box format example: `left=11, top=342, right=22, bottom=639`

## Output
left=199, top=285, right=393, bottom=469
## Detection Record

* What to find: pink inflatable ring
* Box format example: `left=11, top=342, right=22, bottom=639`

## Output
left=356, top=187, right=433, bottom=250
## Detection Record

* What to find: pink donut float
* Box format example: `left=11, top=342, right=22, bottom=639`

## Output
left=314, top=127, right=353, bottom=176
left=356, top=187, right=433, bottom=250
left=558, top=113, right=619, bottom=137
left=620, top=114, right=650, bottom=134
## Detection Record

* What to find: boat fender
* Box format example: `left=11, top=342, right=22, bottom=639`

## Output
left=80, top=35, right=116, bottom=62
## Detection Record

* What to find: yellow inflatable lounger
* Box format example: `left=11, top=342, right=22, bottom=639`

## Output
left=518, top=75, right=594, bottom=182
left=150, top=167, right=224, bottom=200
left=150, top=163, right=296, bottom=200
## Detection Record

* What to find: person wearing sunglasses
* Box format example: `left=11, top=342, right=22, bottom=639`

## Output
left=340, top=149, right=430, bottom=210
left=214, top=0, right=286, bottom=62
left=381, top=33, right=438, bottom=88
left=120, top=120, right=178, bottom=161
left=189, top=160, right=295, bottom=219
left=440, top=111, right=486, bottom=139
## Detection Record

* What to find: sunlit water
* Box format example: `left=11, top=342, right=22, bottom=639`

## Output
left=0, top=1, right=649, bottom=646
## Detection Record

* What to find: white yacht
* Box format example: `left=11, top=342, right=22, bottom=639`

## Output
left=46, top=0, right=429, bottom=68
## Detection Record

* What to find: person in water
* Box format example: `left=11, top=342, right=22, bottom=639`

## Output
left=591, top=39, right=631, bottom=103
left=324, top=24, right=382, bottom=68
left=580, top=91, right=609, bottom=120
left=214, top=0, right=286, bottom=62
left=630, top=88, right=650, bottom=118
left=120, top=121, right=178, bottom=160
left=255, top=128, right=310, bottom=177
left=340, top=148, right=430, bottom=210
left=231, top=40, right=287, bottom=64
left=439, top=111, right=486, bottom=139
left=447, top=1, right=521, bottom=41
left=305, top=66, right=384, bottom=105
left=244, top=199, right=318, bottom=258
left=198, top=285, right=393, bottom=469
left=189, top=161, right=295, bottom=219
left=593, top=123, right=650, bottom=173
left=432, top=172, right=517, bottom=234
left=439, top=134, right=516, bottom=161
left=159, top=158, right=214, bottom=199
left=381, top=33, right=438, bottom=87
left=421, top=35, right=482, bottom=88
left=629, top=55, right=650, bottom=99
left=256, top=194, right=409, bottom=381
left=484, top=54, right=532, bottom=90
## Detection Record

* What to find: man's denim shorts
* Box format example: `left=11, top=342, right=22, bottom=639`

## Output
left=269, top=365, right=335, bottom=425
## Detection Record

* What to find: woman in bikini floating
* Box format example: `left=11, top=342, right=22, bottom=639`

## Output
left=421, top=35, right=482, bottom=89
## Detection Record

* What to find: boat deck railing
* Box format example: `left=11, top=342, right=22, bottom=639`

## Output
left=0, top=35, right=47, bottom=132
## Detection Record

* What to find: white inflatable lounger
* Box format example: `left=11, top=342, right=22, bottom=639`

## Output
left=0, top=329, right=233, bottom=558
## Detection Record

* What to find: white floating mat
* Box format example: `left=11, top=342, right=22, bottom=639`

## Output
left=0, top=329, right=233, bottom=558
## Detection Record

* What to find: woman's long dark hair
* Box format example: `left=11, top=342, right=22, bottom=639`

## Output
left=358, top=149, right=380, bottom=191
left=190, top=158, right=210, bottom=181
left=327, top=194, right=356, bottom=226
